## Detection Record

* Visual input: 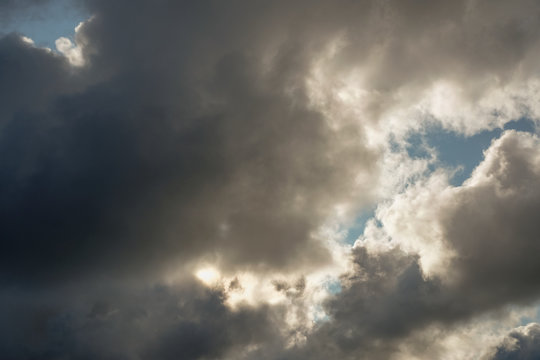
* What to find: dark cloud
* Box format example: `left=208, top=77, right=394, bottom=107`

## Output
left=0, top=0, right=379, bottom=285
left=444, top=132, right=540, bottom=306
left=285, top=247, right=444, bottom=359
left=0, top=278, right=283, bottom=360
left=490, top=323, right=540, bottom=360
left=0, top=34, right=77, bottom=125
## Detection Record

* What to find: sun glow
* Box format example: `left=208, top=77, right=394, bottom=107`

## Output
left=195, top=267, right=220, bottom=285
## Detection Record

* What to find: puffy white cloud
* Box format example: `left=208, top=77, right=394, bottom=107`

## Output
left=55, top=36, right=84, bottom=66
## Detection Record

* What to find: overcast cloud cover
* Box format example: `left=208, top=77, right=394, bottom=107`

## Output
left=2, top=0, right=540, bottom=359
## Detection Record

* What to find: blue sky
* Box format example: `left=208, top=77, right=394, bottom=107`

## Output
left=0, top=0, right=87, bottom=49
left=406, top=118, right=537, bottom=186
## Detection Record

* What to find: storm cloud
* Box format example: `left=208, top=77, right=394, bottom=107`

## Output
left=2, top=0, right=540, bottom=359
left=1, top=0, right=380, bottom=285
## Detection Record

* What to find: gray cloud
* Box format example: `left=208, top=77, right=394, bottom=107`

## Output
left=286, top=131, right=540, bottom=359
left=2, top=0, right=540, bottom=359
left=444, top=131, right=540, bottom=305
left=285, top=247, right=445, bottom=359
left=3, top=0, right=540, bottom=284
left=489, top=323, right=540, bottom=360
left=0, top=278, right=283, bottom=360
left=0, top=0, right=380, bottom=285
left=0, top=34, right=78, bottom=126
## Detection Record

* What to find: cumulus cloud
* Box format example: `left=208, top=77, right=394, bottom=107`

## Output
left=489, top=323, right=540, bottom=360
left=55, top=36, right=84, bottom=66
left=2, top=0, right=540, bottom=359
left=298, top=130, right=540, bottom=359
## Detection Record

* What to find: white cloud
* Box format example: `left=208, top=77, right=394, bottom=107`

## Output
left=55, top=36, right=84, bottom=66
left=358, top=130, right=540, bottom=281
left=21, top=35, right=34, bottom=45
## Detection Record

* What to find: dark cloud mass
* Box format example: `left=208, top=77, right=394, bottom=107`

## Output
left=0, top=0, right=378, bottom=284
left=0, top=279, right=282, bottom=360
left=2, top=0, right=540, bottom=359
left=489, top=323, right=540, bottom=360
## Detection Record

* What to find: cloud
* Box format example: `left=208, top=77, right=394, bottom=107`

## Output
left=291, top=130, right=540, bottom=359
left=3, top=0, right=540, bottom=285
left=0, top=1, right=380, bottom=285
left=55, top=36, right=84, bottom=66
left=488, top=323, right=540, bottom=360
left=0, top=34, right=77, bottom=127
left=0, top=278, right=283, bottom=360
left=2, top=0, right=540, bottom=359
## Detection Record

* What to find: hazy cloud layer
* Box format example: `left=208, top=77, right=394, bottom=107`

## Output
left=2, top=0, right=540, bottom=359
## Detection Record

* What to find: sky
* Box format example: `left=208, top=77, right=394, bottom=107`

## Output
left=1, top=1, right=540, bottom=359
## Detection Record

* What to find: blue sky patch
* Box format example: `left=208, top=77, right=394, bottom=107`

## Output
left=0, top=0, right=87, bottom=49
left=406, top=118, right=537, bottom=186
left=325, top=279, right=342, bottom=295
left=344, top=206, right=377, bottom=244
